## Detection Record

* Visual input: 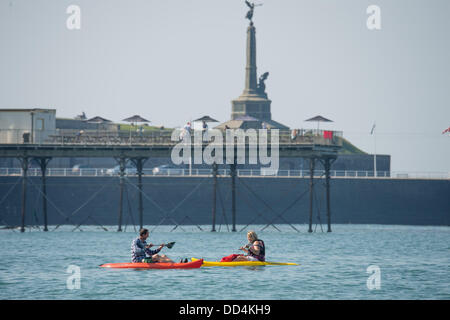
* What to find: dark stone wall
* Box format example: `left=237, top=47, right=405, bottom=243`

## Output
left=0, top=176, right=448, bottom=228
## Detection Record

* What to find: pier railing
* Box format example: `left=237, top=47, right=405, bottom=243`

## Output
left=0, top=167, right=448, bottom=180
left=0, top=128, right=343, bottom=147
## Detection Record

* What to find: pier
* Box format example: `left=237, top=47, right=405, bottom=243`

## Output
left=0, top=130, right=342, bottom=233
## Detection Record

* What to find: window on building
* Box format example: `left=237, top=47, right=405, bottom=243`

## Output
left=36, top=119, right=45, bottom=130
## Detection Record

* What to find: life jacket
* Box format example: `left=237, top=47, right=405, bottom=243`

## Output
left=248, top=239, right=265, bottom=261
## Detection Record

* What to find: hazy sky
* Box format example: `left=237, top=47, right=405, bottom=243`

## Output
left=0, top=0, right=449, bottom=173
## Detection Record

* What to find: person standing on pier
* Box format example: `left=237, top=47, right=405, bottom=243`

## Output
left=184, top=122, right=191, bottom=134
left=202, top=120, right=208, bottom=140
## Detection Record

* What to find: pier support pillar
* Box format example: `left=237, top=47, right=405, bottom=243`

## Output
left=131, top=158, right=147, bottom=230
left=308, top=158, right=315, bottom=233
left=35, top=157, right=52, bottom=232
left=325, top=158, right=332, bottom=233
left=211, top=162, right=218, bottom=232
left=230, top=162, right=237, bottom=232
left=19, top=157, right=29, bottom=233
left=117, top=157, right=126, bottom=232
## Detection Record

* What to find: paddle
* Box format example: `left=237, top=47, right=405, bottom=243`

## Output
left=165, top=241, right=176, bottom=249
left=147, top=241, right=176, bottom=249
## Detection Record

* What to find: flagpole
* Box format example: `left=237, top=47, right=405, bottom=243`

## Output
left=371, top=122, right=377, bottom=177
left=374, top=123, right=377, bottom=177
left=374, top=135, right=377, bottom=177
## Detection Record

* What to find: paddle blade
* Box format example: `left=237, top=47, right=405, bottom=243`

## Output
left=166, top=242, right=176, bottom=249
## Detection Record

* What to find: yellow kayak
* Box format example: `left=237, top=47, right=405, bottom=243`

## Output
left=191, top=258, right=299, bottom=267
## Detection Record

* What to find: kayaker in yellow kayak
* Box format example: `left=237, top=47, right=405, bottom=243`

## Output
left=233, top=231, right=265, bottom=262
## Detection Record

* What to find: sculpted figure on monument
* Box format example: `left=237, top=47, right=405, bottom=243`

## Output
left=245, top=1, right=262, bottom=23
left=258, top=72, right=269, bottom=97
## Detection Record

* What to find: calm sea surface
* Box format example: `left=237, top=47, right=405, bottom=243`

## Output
left=0, top=224, right=448, bottom=300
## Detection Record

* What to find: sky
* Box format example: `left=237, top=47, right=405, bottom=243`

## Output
left=0, top=0, right=449, bottom=173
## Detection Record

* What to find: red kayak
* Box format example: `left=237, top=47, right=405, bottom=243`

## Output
left=99, top=259, right=203, bottom=270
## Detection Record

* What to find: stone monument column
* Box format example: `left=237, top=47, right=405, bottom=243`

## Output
left=215, top=2, right=288, bottom=130
left=243, top=23, right=258, bottom=96
left=231, top=21, right=272, bottom=121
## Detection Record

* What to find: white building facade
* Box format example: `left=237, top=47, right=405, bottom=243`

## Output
left=0, top=109, right=56, bottom=144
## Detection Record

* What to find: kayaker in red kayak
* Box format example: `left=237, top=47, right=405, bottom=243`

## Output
left=233, top=231, right=265, bottom=262
left=131, top=228, right=175, bottom=263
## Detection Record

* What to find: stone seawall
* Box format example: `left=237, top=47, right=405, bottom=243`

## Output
left=0, top=176, right=448, bottom=227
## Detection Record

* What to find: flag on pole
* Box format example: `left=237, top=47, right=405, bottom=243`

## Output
left=442, top=127, right=450, bottom=134
left=323, top=130, right=333, bottom=139
left=370, top=123, right=376, bottom=135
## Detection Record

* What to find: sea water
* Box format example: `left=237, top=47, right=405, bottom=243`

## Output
left=0, top=224, right=448, bottom=300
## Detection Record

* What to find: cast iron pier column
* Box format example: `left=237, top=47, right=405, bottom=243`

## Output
left=308, top=158, right=315, bottom=233
left=35, top=157, right=51, bottom=232
left=117, top=157, right=126, bottom=232
left=211, top=162, right=218, bottom=232
left=19, top=157, right=29, bottom=233
left=325, top=158, right=332, bottom=233
left=131, top=158, right=147, bottom=230
left=230, top=162, right=237, bottom=232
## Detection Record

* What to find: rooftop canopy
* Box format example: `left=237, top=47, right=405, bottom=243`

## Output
left=305, top=115, right=333, bottom=123
left=305, top=115, right=333, bottom=130
left=122, top=115, right=150, bottom=123
left=86, top=116, right=112, bottom=123
left=193, top=115, right=219, bottom=122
